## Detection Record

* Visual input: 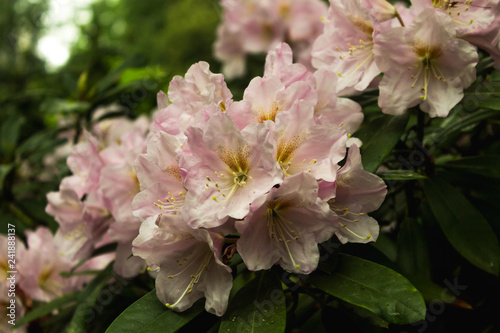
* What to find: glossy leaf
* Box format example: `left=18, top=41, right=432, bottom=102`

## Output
left=106, top=289, right=204, bottom=333
left=309, top=254, right=426, bottom=325
left=15, top=292, right=80, bottom=327
left=66, top=262, right=115, bottom=333
left=354, top=113, right=410, bottom=173
left=439, top=155, right=500, bottom=179
left=422, top=178, right=500, bottom=276
left=397, top=218, right=431, bottom=280
left=219, top=270, right=286, bottom=333
left=377, top=170, right=427, bottom=181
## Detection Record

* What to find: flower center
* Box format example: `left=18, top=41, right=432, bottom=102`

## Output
left=409, top=42, right=446, bottom=100
left=256, top=102, right=282, bottom=123
left=209, top=144, right=251, bottom=204
left=329, top=202, right=371, bottom=241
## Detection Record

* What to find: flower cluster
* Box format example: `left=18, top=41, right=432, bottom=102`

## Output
left=131, top=43, right=386, bottom=316
left=214, top=0, right=327, bottom=78
left=0, top=228, right=112, bottom=331
left=311, top=0, right=500, bottom=117
left=45, top=116, right=150, bottom=278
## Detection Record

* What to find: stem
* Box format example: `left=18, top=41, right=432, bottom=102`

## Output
left=396, top=11, right=405, bottom=27
left=417, top=109, right=425, bottom=144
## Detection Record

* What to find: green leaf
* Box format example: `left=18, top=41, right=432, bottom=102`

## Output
left=427, top=109, right=500, bottom=146
left=15, top=291, right=80, bottom=327
left=1, top=116, right=24, bottom=158
left=354, top=113, right=410, bottom=173
left=219, top=270, right=286, bottom=333
left=106, top=289, right=204, bottom=333
left=422, top=178, right=500, bottom=276
left=309, top=254, right=426, bottom=325
left=40, top=98, right=90, bottom=115
left=439, top=155, right=500, bottom=179
left=66, top=262, right=115, bottom=333
left=397, top=218, right=431, bottom=280
left=0, top=163, right=14, bottom=191
left=377, top=170, right=427, bottom=181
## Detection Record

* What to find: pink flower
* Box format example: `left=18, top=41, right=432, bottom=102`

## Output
left=411, top=0, right=499, bottom=35
left=323, top=145, right=387, bottom=243
left=152, top=62, right=232, bottom=138
left=214, top=0, right=327, bottom=78
left=236, top=173, right=337, bottom=274
left=312, top=0, right=381, bottom=94
left=132, top=132, right=186, bottom=221
left=132, top=214, right=232, bottom=316
left=179, top=113, right=283, bottom=228
left=270, top=100, right=347, bottom=181
left=373, top=8, right=478, bottom=117
left=361, top=0, right=399, bottom=23
left=463, top=13, right=500, bottom=69
left=18, top=227, right=112, bottom=303
left=0, top=235, right=25, bottom=302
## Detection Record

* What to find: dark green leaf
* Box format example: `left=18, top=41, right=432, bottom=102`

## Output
left=309, top=254, right=426, bottom=325
left=0, top=164, right=14, bottom=190
left=439, top=155, right=500, bottom=179
left=16, top=292, right=80, bottom=326
left=1, top=116, right=24, bottom=157
left=105, top=289, right=204, bottom=333
left=422, top=178, right=500, bottom=276
left=397, top=218, right=431, bottom=280
left=66, top=262, right=115, bottom=333
left=354, top=113, right=410, bottom=173
left=427, top=109, right=500, bottom=146
left=219, top=270, right=286, bottom=333
left=377, top=170, right=427, bottom=181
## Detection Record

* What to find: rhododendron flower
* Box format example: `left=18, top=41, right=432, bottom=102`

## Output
left=214, top=0, right=327, bottom=79
left=312, top=0, right=381, bottom=94
left=18, top=227, right=112, bottom=303
left=152, top=62, right=232, bottom=137
left=232, top=43, right=363, bottom=134
left=133, top=131, right=186, bottom=221
left=0, top=235, right=25, bottom=300
left=374, top=8, right=478, bottom=117
left=227, top=75, right=317, bottom=130
left=328, top=145, right=387, bottom=243
left=270, top=100, right=347, bottom=180
left=132, top=214, right=232, bottom=316
left=464, top=14, right=500, bottom=69
left=411, top=0, right=499, bottom=35
left=236, top=172, right=337, bottom=274
left=179, top=112, right=283, bottom=228
left=361, top=0, right=400, bottom=23
left=46, top=117, right=149, bottom=277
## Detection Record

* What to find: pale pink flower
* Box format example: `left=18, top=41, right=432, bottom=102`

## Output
left=0, top=235, right=25, bottom=302
left=18, top=227, right=112, bottom=303
left=236, top=172, right=337, bottom=274
left=411, top=0, right=499, bottom=35
left=132, top=214, right=232, bottom=316
left=152, top=62, right=232, bottom=138
left=361, top=0, right=399, bottom=23
left=60, top=132, right=103, bottom=198
left=463, top=13, right=500, bottom=69
left=270, top=100, right=347, bottom=181
left=323, top=145, right=387, bottom=243
left=179, top=113, right=283, bottom=228
left=312, top=0, right=381, bottom=94
left=227, top=75, right=317, bottom=130
left=214, top=0, right=327, bottom=78
left=132, top=131, right=186, bottom=221
left=373, top=8, right=478, bottom=117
